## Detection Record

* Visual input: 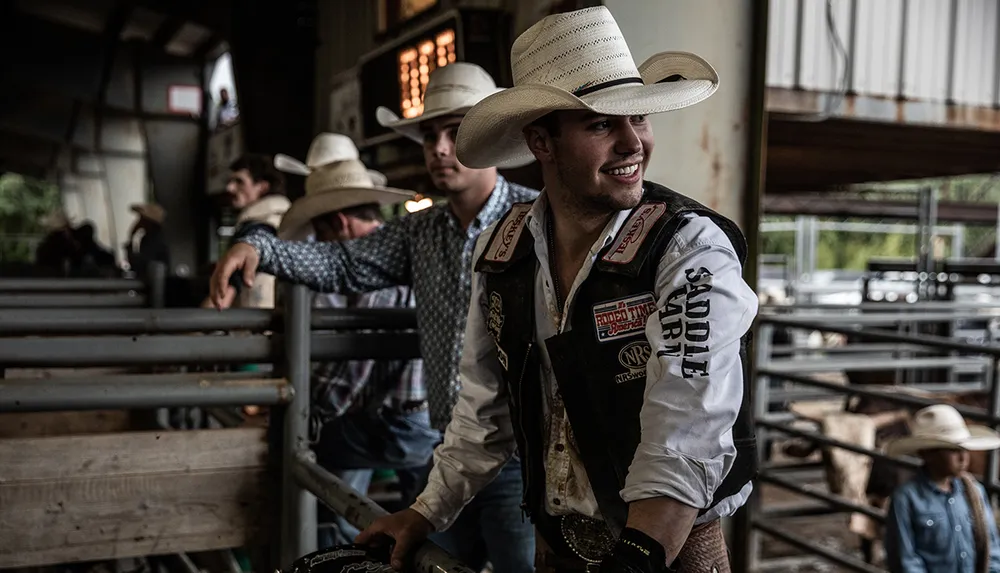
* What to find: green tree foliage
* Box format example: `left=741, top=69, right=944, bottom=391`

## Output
left=0, top=173, right=63, bottom=262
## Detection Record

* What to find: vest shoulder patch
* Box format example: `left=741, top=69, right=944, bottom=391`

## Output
left=483, top=203, right=532, bottom=263
left=602, top=202, right=668, bottom=265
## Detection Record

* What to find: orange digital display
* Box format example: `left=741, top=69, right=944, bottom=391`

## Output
left=398, top=29, right=456, bottom=119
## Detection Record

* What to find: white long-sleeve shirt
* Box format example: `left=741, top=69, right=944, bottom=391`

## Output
left=411, top=191, right=758, bottom=532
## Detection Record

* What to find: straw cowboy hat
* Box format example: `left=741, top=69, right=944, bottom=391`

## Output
left=274, top=132, right=388, bottom=186
left=455, top=6, right=720, bottom=169
left=130, top=203, right=166, bottom=224
left=277, top=158, right=414, bottom=240
left=376, top=62, right=503, bottom=145
left=886, top=404, right=1000, bottom=457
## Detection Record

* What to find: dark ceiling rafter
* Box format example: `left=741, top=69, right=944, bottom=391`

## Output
left=151, top=16, right=185, bottom=49
left=193, top=33, right=223, bottom=60
left=93, top=0, right=137, bottom=153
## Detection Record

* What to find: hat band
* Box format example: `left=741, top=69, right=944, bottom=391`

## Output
left=572, top=76, right=643, bottom=97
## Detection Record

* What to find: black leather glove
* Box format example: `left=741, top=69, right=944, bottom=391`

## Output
left=599, top=528, right=676, bottom=573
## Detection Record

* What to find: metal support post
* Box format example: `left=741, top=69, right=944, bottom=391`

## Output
left=147, top=260, right=167, bottom=308
left=738, top=322, right=773, bottom=571
left=988, top=357, right=1000, bottom=506
left=280, top=284, right=317, bottom=567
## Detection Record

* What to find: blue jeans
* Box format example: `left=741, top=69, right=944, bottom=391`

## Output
left=429, top=458, right=536, bottom=573
left=314, top=407, right=440, bottom=549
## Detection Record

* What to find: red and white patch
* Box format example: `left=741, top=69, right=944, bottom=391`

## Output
left=592, top=292, right=658, bottom=343
left=483, top=204, right=532, bottom=263
left=601, top=202, right=668, bottom=264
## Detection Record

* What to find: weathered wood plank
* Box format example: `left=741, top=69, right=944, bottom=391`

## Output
left=0, top=429, right=272, bottom=568
left=0, top=410, right=134, bottom=438
left=0, top=427, right=268, bottom=481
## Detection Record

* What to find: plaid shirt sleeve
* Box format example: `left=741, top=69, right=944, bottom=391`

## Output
left=239, top=217, right=413, bottom=294
left=309, top=287, right=425, bottom=437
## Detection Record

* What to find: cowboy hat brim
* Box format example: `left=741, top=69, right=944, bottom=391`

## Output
left=378, top=103, right=537, bottom=169
left=886, top=425, right=1000, bottom=457
left=455, top=51, right=719, bottom=170
left=275, top=154, right=390, bottom=186
left=277, top=185, right=415, bottom=240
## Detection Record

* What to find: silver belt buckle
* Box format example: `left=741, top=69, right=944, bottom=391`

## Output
left=559, top=514, right=615, bottom=564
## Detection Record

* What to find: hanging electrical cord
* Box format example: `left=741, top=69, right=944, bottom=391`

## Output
left=775, top=0, right=851, bottom=122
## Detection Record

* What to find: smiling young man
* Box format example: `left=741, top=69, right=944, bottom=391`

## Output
left=357, top=7, right=758, bottom=573
left=208, top=63, right=539, bottom=573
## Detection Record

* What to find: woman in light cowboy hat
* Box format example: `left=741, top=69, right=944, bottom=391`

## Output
left=210, top=64, right=540, bottom=573
left=359, top=6, right=757, bottom=573
left=884, top=404, right=1000, bottom=573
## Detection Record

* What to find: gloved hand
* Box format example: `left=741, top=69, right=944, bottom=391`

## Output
left=599, top=528, right=676, bottom=573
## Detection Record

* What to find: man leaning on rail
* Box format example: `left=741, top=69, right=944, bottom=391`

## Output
left=356, top=7, right=759, bottom=573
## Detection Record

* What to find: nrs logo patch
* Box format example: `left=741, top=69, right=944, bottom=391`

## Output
left=592, top=292, right=657, bottom=343
left=615, top=341, right=651, bottom=384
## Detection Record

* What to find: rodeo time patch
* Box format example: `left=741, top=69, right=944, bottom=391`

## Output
left=487, top=291, right=508, bottom=370
left=592, top=292, right=658, bottom=342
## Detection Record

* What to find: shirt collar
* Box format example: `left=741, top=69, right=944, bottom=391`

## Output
left=440, top=174, right=512, bottom=232
left=525, top=188, right=634, bottom=255
left=918, top=472, right=962, bottom=495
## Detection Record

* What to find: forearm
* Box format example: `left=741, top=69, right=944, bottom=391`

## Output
left=625, top=497, right=697, bottom=565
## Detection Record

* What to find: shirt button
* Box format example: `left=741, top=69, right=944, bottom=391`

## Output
left=949, top=498, right=956, bottom=504
left=555, top=443, right=565, bottom=452
left=553, top=498, right=561, bottom=506
left=961, top=552, right=968, bottom=559
left=956, top=525, right=962, bottom=532
left=926, top=519, right=934, bottom=526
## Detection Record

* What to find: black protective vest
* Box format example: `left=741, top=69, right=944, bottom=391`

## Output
left=474, top=182, right=758, bottom=536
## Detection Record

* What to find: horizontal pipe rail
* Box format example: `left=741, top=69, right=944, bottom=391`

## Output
left=0, top=376, right=292, bottom=412
left=760, top=505, right=844, bottom=520
left=752, top=518, right=885, bottom=573
left=311, top=308, right=418, bottom=330
left=758, top=471, right=885, bottom=522
left=765, top=356, right=986, bottom=373
left=291, top=452, right=477, bottom=573
left=759, top=370, right=1000, bottom=425
left=312, top=332, right=421, bottom=361
left=0, top=293, right=147, bottom=308
left=761, top=316, right=1000, bottom=356
left=0, top=308, right=419, bottom=336
left=0, top=335, right=275, bottom=366
left=0, top=332, right=421, bottom=366
left=0, top=277, right=146, bottom=292
left=758, top=419, right=922, bottom=470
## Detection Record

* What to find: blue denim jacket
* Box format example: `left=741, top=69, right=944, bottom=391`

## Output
left=885, top=473, right=1000, bottom=573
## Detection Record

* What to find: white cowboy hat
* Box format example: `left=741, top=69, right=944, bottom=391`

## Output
left=886, top=404, right=1000, bottom=457
left=130, top=203, right=166, bottom=224
left=455, top=6, right=720, bottom=169
left=274, top=132, right=388, bottom=186
left=277, top=158, right=414, bottom=240
left=376, top=62, right=503, bottom=145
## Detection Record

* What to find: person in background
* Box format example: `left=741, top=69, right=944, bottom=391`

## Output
left=220, top=153, right=291, bottom=310
left=208, top=63, right=539, bottom=573
left=885, top=404, right=1000, bottom=573
left=217, top=87, right=239, bottom=129
left=125, top=203, right=170, bottom=276
left=272, top=133, right=439, bottom=548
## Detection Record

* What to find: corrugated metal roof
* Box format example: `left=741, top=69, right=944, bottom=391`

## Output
left=768, top=0, right=1000, bottom=107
